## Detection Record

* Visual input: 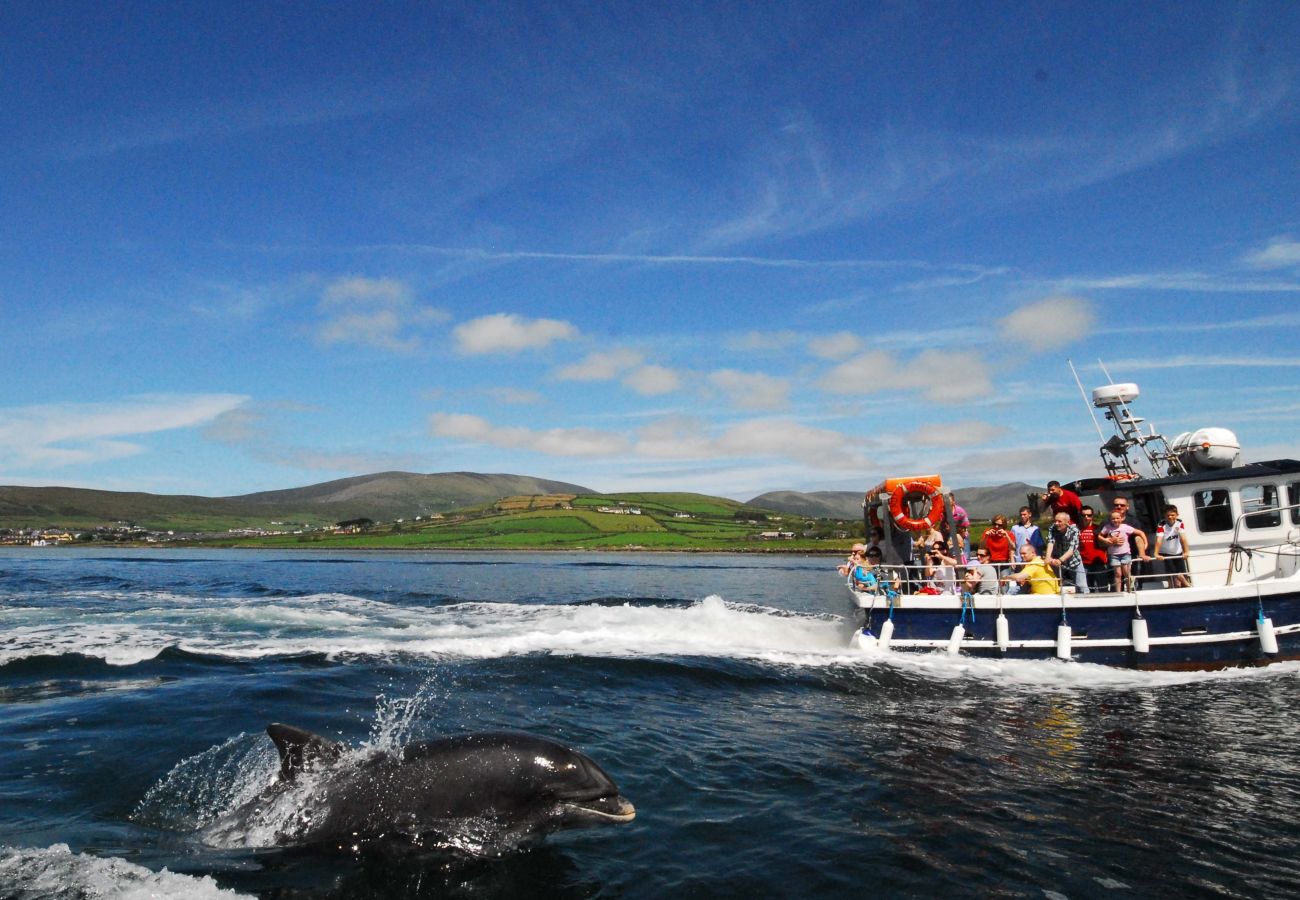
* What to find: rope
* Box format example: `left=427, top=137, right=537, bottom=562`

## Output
left=959, top=591, right=976, bottom=627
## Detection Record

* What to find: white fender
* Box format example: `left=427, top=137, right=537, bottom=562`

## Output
left=1056, top=623, right=1072, bottom=660
left=995, top=612, right=1009, bottom=652
left=947, top=624, right=964, bottom=655
left=1258, top=616, right=1279, bottom=655
left=851, top=629, right=878, bottom=651
left=1131, top=616, right=1150, bottom=654
left=878, top=618, right=894, bottom=650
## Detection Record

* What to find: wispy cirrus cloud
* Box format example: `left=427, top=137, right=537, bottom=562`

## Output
left=1101, top=355, right=1300, bottom=372
left=0, top=394, right=248, bottom=470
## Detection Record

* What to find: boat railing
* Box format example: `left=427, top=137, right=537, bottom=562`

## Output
left=1224, top=499, right=1300, bottom=585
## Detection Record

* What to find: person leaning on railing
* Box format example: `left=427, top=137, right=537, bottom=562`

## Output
left=1000, top=543, right=1060, bottom=595
left=1077, top=506, right=1111, bottom=591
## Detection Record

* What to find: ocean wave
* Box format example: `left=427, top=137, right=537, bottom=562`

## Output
left=0, top=844, right=251, bottom=899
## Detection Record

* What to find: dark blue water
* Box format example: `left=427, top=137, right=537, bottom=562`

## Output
left=2, top=548, right=1299, bottom=898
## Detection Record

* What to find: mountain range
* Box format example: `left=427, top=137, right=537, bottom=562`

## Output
left=748, top=482, right=1042, bottom=522
left=0, top=472, right=589, bottom=531
left=0, top=472, right=1042, bottom=531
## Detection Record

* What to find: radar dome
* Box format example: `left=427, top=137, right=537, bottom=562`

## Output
left=1170, top=428, right=1241, bottom=471
left=1092, top=383, right=1140, bottom=407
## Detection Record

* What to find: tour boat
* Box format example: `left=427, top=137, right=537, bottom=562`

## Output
left=848, top=383, right=1300, bottom=669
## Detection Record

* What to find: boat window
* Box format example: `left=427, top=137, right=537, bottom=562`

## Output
left=1242, top=483, right=1281, bottom=529
left=1193, top=488, right=1233, bottom=533
left=1289, top=482, right=1300, bottom=526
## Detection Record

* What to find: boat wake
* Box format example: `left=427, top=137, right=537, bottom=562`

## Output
left=0, top=843, right=251, bottom=899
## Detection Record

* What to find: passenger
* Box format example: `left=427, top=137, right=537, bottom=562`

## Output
left=961, top=566, right=983, bottom=596
left=864, top=547, right=901, bottom=592
left=953, top=521, right=972, bottom=564
left=981, top=516, right=1015, bottom=574
left=1046, top=511, right=1088, bottom=594
left=1041, top=480, right=1083, bottom=525
left=1109, top=497, right=1151, bottom=587
left=1153, top=504, right=1192, bottom=588
left=1001, top=543, right=1060, bottom=595
left=970, top=548, right=1000, bottom=593
left=948, top=494, right=970, bottom=530
left=837, top=544, right=866, bottom=577
left=866, top=527, right=886, bottom=556
left=1077, top=506, right=1111, bottom=591
left=1099, top=508, right=1142, bottom=592
left=922, top=540, right=959, bottom=593
left=1011, top=506, right=1046, bottom=561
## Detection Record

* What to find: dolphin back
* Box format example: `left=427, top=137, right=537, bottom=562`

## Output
left=267, top=723, right=344, bottom=780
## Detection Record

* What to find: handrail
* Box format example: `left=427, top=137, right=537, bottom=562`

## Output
left=1226, top=499, right=1300, bottom=585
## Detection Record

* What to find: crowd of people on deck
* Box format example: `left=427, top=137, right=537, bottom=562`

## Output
left=838, top=481, right=1192, bottom=597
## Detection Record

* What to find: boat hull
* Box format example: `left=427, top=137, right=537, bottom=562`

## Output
left=851, top=583, right=1300, bottom=670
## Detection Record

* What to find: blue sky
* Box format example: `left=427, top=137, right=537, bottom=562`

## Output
left=3, top=2, right=1299, bottom=500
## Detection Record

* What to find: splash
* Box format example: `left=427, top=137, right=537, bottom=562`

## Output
left=0, top=844, right=251, bottom=899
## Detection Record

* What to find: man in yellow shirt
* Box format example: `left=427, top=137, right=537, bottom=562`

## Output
left=1002, top=543, right=1060, bottom=595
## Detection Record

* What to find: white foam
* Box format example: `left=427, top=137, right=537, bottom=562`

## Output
left=6, top=588, right=1300, bottom=689
left=0, top=844, right=251, bottom=900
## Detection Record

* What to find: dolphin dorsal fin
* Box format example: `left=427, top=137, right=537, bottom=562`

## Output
left=266, top=723, right=343, bottom=780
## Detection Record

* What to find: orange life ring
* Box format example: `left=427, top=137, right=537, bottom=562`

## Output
left=888, top=480, right=945, bottom=532
left=865, top=492, right=884, bottom=532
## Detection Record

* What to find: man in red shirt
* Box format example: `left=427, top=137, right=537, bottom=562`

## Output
left=1042, top=480, right=1083, bottom=524
left=1077, top=505, right=1110, bottom=591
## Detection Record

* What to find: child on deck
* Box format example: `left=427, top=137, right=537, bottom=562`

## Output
left=1099, top=509, right=1138, bottom=592
left=1154, top=505, right=1192, bottom=588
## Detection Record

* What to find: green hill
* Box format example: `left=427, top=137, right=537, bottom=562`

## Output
left=0, top=472, right=591, bottom=531
left=224, top=490, right=849, bottom=552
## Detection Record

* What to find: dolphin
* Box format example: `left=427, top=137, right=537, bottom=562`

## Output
left=234, top=724, right=635, bottom=854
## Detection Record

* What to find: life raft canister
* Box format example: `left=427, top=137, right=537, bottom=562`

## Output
left=888, top=479, right=945, bottom=532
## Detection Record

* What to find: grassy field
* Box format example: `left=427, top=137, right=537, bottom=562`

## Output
left=207, top=492, right=858, bottom=552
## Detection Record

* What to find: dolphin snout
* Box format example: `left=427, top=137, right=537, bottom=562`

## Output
left=567, top=794, right=636, bottom=823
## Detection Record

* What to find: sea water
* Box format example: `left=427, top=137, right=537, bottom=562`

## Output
left=2, top=548, right=1299, bottom=898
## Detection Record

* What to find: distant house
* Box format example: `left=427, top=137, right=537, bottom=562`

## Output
left=758, top=531, right=796, bottom=540
left=596, top=506, right=642, bottom=515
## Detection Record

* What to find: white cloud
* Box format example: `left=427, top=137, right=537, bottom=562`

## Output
left=430, top=411, right=869, bottom=471
left=725, top=330, right=801, bottom=352
left=708, top=419, right=866, bottom=469
left=907, top=421, right=1005, bottom=447
left=1242, top=236, right=1300, bottom=270
left=484, top=387, right=545, bottom=405
left=429, top=413, right=629, bottom=457
left=708, top=369, right=791, bottom=411
left=623, top=365, right=682, bottom=396
left=818, top=349, right=995, bottom=403
left=316, top=276, right=448, bottom=353
left=553, top=348, right=644, bottom=381
left=807, top=331, right=862, bottom=360
left=453, top=313, right=579, bottom=355
left=1103, top=355, right=1300, bottom=372
left=999, top=296, right=1094, bottom=351
left=0, top=394, right=248, bottom=470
